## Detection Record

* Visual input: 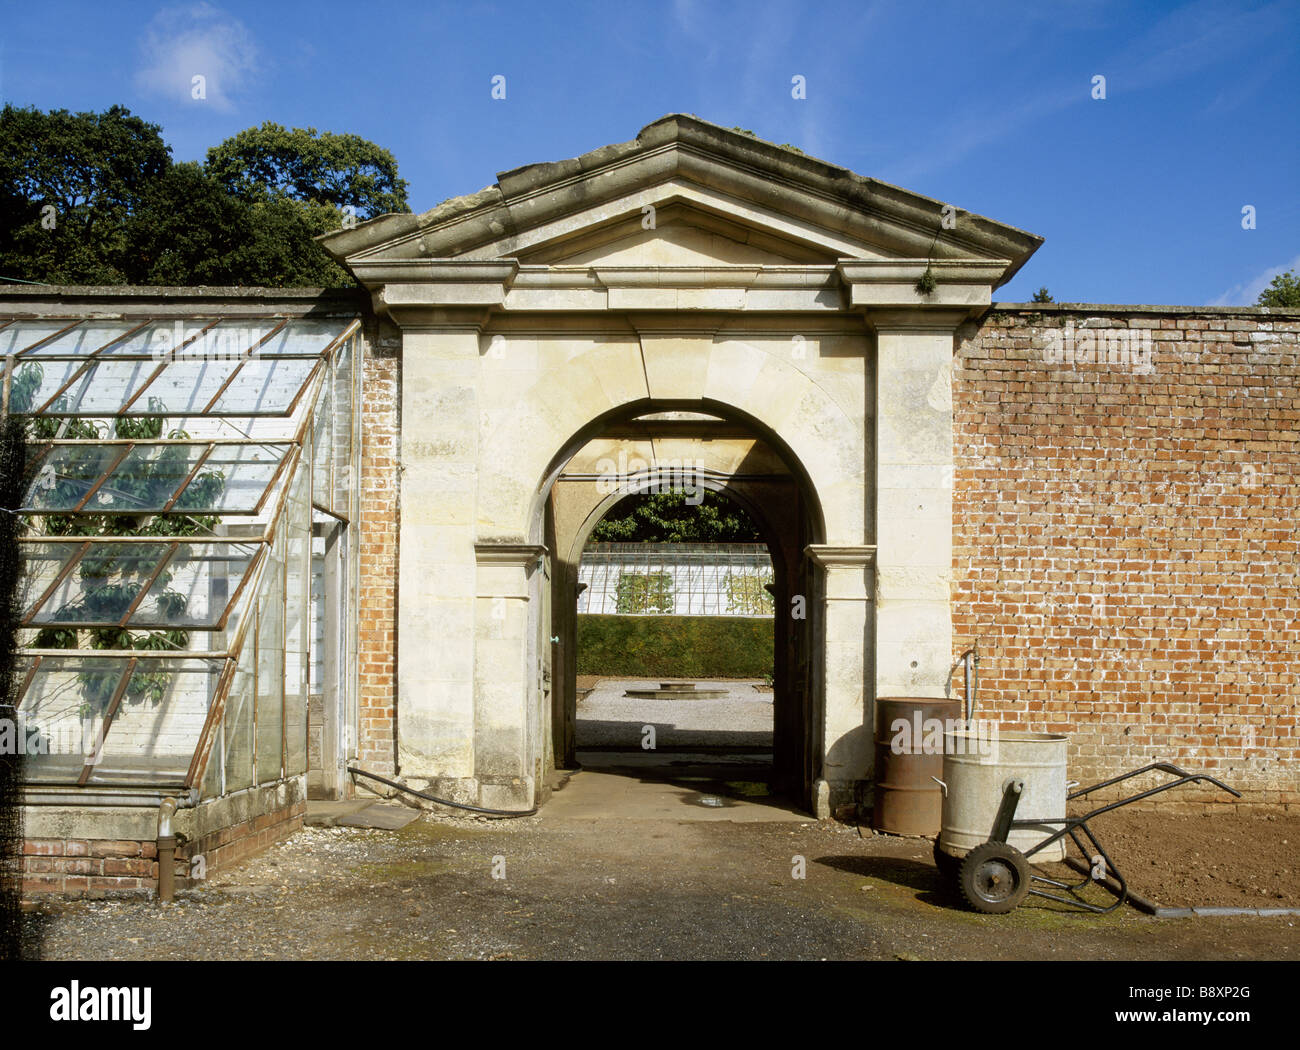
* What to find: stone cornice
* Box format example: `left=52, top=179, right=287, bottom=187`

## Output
left=474, top=543, right=548, bottom=567
left=805, top=544, right=878, bottom=568
left=319, top=115, right=1042, bottom=287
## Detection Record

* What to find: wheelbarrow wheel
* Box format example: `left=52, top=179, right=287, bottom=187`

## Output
left=959, top=841, right=1030, bottom=914
left=933, top=839, right=960, bottom=881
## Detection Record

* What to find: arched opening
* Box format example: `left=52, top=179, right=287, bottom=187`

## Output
left=573, top=487, right=776, bottom=792
left=532, top=402, right=828, bottom=811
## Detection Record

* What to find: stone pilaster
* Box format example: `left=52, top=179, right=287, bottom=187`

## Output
left=869, top=311, right=960, bottom=699
left=395, top=325, right=481, bottom=784
left=472, top=543, right=546, bottom=808
left=806, top=544, right=876, bottom=816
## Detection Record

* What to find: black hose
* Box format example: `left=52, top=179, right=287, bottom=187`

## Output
left=347, top=766, right=539, bottom=818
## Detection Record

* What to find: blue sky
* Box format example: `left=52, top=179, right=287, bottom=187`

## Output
left=1, top=0, right=1296, bottom=304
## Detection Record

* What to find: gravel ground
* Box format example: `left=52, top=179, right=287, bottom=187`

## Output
left=19, top=786, right=1300, bottom=961
left=576, top=677, right=772, bottom=747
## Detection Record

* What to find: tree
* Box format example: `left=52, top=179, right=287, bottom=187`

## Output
left=1032, top=287, right=1054, bottom=303
left=0, top=104, right=171, bottom=284
left=206, top=122, right=409, bottom=218
left=0, top=106, right=410, bottom=288
left=1257, top=269, right=1300, bottom=308
left=591, top=491, right=763, bottom=543
left=125, top=164, right=351, bottom=287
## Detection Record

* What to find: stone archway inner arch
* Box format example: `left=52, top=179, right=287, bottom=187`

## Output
left=541, top=406, right=823, bottom=804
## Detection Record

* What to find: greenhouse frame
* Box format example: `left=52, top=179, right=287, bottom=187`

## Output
left=4, top=292, right=364, bottom=893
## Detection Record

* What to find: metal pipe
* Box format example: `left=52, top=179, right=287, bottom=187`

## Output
left=963, top=642, right=980, bottom=725
left=157, top=796, right=178, bottom=904
left=347, top=767, right=539, bottom=818
left=948, top=641, right=979, bottom=725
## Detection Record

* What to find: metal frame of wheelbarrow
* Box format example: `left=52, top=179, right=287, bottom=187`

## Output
left=947, top=762, right=1241, bottom=914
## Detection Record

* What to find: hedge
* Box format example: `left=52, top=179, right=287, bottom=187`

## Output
left=576, top=614, right=773, bottom=678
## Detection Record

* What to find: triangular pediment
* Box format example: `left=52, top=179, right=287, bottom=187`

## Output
left=518, top=202, right=855, bottom=266
left=320, top=115, right=1042, bottom=289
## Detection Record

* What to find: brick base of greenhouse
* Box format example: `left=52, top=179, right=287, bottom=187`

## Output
left=20, top=785, right=306, bottom=898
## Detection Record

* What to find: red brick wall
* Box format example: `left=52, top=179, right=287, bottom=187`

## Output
left=356, top=340, right=400, bottom=774
left=22, top=800, right=304, bottom=898
left=954, top=307, right=1300, bottom=806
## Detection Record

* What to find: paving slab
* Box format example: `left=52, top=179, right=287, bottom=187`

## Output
left=307, top=801, right=420, bottom=830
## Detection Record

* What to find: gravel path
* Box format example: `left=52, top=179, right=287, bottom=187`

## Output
left=20, top=774, right=1300, bottom=961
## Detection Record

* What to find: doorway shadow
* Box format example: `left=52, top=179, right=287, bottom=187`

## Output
left=572, top=746, right=806, bottom=816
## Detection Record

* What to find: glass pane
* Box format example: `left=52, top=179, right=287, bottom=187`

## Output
left=24, top=542, right=171, bottom=626
left=22, top=321, right=142, bottom=357
left=332, top=336, right=355, bottom=516
left=16, top=656, right=127, bottom=783
left=174, top=444, right=289, bottom=513
left=42, top=359, right=157, bottom=415
left=167, top=319, right=282, bottom=360
left=211, top=357, right=317, bottom=414
left=255, top=534, right=284, bottom=784
left=88, top=659, right=223, bottom=785
left=128, top=356, right=242, bottom=415
left=8, top=358, right=88, bottom=414
left=3, top=320, right=81, bottom=356
left=223, top=631, right=255, bottom=793
left=130, top=542, right=260, bottom=630
left=284, top=453, right=311, bottom=779
left=18, top=543, right=79, bottom=625
left=258, top=319, right=352, bottom=356
left=200, top=721, right=224, bottom=799
left=21, top=444, right=125, bottom=511
left=82, top=444, right=198, bottom=513
left=27, top=442, right=295, bottom=515
left=312, top=377, right=332, bottom=510
left=285, top=515, right=310, bottom=778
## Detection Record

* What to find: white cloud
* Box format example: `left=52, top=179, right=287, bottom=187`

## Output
left=1209, top=254, right=1300, bottom=307
left=134, top=3, right=261, bottom=112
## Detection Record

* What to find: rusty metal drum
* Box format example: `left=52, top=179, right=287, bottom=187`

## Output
left=872, top=697, right=963, bottom=836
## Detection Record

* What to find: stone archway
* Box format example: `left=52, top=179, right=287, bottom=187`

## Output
left=543, top=408, right=817, bottom=802
left=320, top=114, right=1042, bottom=817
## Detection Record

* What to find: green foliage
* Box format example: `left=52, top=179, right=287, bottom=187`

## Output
left=0, top=104, right=170, bottom=284
left=0, top=105, right=410, bottom=287
left=915, top=265, right=937, bottom=296
left=1032, top=287, right=1055, bottom=303
left=590, top=490, right=762, bottom=543
left=1257, top=269, right=1300, bottom=308
left=614, top=572, right=674, bottom=614
left=206, top=121, right=409, bottom=217
left=577, top=615, right=773, bottom=678
left=724, top=572, right=774, bottom=615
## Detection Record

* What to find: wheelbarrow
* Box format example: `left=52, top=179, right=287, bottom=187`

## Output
left=933, top=762, right=1242, bottom=914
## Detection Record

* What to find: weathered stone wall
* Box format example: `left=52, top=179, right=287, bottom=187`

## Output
left=954, top=306, right=1300, bottom=805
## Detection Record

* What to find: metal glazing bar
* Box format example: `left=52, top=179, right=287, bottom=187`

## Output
left=197, top=319, right=290, bottom=415
left=30, top=319, right=154, bottom=414
left=160, top=444, right=216, bottom=513
left=118, top=542, right=180, bottom=627
left=117, top=318, right=225, bottom=413
left=15, top=319, right=85, bottom=357
left=22, top=540, right=92, bottom=625
left=70, top=443, right=135, bottom=512
left=77, top=656, right=137, bottom=786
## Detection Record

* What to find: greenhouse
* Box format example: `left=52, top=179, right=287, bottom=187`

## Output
left=3, top=307, right=361, bottom=867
